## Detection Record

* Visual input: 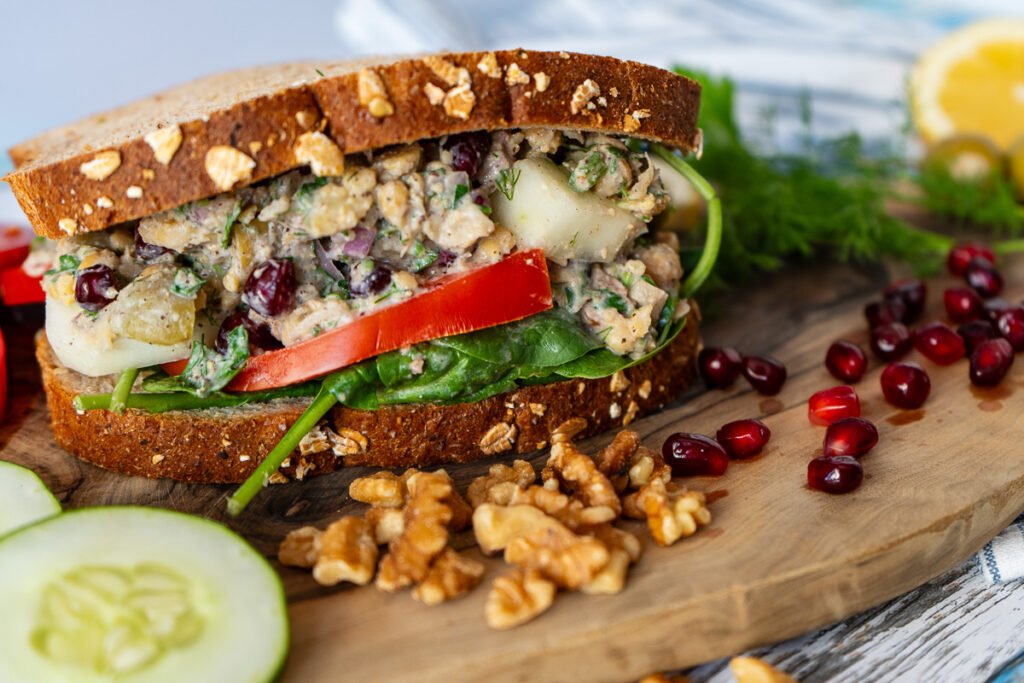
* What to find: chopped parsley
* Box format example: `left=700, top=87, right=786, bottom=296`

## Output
left=221, top=201, right=242, bottom=248
left=45, top=254, right=80, bottom=276
left=408, top=241, right=439, bottom=272
left=451, top=183, right=469, bottom=209
left=569, top=150, right=607, bottom=192
left=169, top=267, right=205, bottom=299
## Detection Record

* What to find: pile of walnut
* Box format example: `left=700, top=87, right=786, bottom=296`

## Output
left=278, top=418, right=713, bottom=630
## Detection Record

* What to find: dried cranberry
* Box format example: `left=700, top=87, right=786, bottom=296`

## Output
left=741, top=355, right=787, bottom=395
left=884, top=279, right=926, bottom=323
left=134, top=229, right=170, bottom=260
left=808, top=456, right=863, bottom=494
left=958, top=320, right=997, bottom=357
left=865, top=299, right=907, bottom=328
left=913, top=321, right=966, bottom=365
left=943, top=286, right=983, bottom=323
left=698, top=347, right=743, bottom=388
left=716, top=419, right=771, bottom=460
left=970, top=338, right=1015, bottom=387
left=662, top=433, right=729, bottom=477
left=825, top=340, right=868, bottom=384
left=808, top=386, right=861, bottom=426
left=352, top=263, right=392, bottom=297
left=216, top=311, right=282, bottom=354
left=870, top=322, right=912, bottom=361
left=435, top=250, right=457, bottom=269
left=880, top=362, right=931, bottom=409
left=965, top=257, right=1003, bottom=298
left=443, top=131, right=491, bottom=177
left=74, top=264, right=118, bottom=312
left=243, top=259, right=296, bottom=317
left=996, top=307, right=1024, bottom=352
left=947, top=242, right=994, bottom=276
left=824, top=417, right=879, bottom=458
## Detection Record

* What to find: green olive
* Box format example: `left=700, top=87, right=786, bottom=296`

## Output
left=922, top=134, right=1005, bottom=182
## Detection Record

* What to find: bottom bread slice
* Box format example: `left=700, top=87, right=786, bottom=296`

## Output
left=36, top=310, right=700, bottom=483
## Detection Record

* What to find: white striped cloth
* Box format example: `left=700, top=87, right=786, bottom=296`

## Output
left=980, top=516, right=1024, bottom=584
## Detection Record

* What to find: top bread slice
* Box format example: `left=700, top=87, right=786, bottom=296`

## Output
left=4, top=50, right=701, bottom=240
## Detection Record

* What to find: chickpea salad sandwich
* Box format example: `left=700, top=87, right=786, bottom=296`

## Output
left=3, top=50, right=721, bottom=514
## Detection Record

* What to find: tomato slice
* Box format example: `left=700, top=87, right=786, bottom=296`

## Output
left=0, top=264, right=45, bottom=306
left=165, top=249, right=552, bottom=392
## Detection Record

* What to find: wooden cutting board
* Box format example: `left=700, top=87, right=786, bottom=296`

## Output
left=2, top=255, right=1023, bottom=683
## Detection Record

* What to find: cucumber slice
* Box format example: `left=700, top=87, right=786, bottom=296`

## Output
left=0, top=461, right=61, bottom=538
left=0, top=507, right=288, bottom=683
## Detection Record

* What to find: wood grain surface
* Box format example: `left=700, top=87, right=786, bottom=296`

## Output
left=1, top=254, right=1022, bottom=683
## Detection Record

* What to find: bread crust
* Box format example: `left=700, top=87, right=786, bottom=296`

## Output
left=36, top=307, right=700, bottom=483
left=5, top=51, right=700, bottom=239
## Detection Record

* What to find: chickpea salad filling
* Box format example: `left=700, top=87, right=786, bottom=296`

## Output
left=61, top=131, right=721, bottom=436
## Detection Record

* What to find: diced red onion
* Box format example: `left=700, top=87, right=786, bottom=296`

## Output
left=314, top=238, right=345, bottom=281
left=342, top=227, right=376, bottom=258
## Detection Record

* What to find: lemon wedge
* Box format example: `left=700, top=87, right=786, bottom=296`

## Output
left=911, top=18, right=1024, bottom=149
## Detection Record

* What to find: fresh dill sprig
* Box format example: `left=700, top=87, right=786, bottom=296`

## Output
left=916, top=167, right=1024, bottom=235
left=496, top=167, right=521, bottom=201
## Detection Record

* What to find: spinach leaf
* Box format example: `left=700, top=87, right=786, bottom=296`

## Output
left=142, top=327, right=250, bottom=397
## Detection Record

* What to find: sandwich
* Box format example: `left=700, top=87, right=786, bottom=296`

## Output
left=3, top=50, right=719, bottom=512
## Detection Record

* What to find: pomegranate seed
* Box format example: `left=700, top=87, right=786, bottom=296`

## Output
left=824, top=417, right=879, bottom=458
left=880, top=362, right=931, bottom=409
left=243, top=259, right=296, bottom=316
left=958, top=320, right=997, bottom=354
left=74, top=265, right=118, bottom=312
left=662, top=433, right=729, bottom=477
left=865, top=299, right=907, bottom=328
left=965, top=257, right=1003, bottom=298
left=808, top=386, right=861, bottom=426
left=943, top=287, right=983, bottom=323
left=808, top=456, right=864, bottom=494
left=698, top=347, right=743, bottom=388
left=741, top=355, right=787, bottom=395
left=913, top=321, right=966, bottom=365
left=870, top=322, right=912, bottom=361
left=825, top=340, right=868, bottom=383
left=947, top=242, right=994, bottom=276
left=442, top=131, right=491, bottom=177
left=716, top=419, right=771, bottom=460
left=884, top=280, right=926, bottom=323
left=996, top=307, right=1024, bottom=352
left=984, top=298, right=1015, bottom=324
left=970, top=338, right=1015, bottom=387
left=216, top=311, right=282, bottom=354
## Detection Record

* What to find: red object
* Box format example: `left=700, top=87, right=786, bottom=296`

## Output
left=880, top=362, right=931, bottom=409
left=958, top=320, right=997, bottom=354
left=698, top=347, right=743, bottom=388
left=808, top=456, right=863, bottom=494
left=969, top=338, right=1015, bottom=387
left=824, top=417, right=879, bottom=458
left=807, top=386, right=861, bottom=426
left=0, top=225, right=33, bottom=271
left=166, top=249, right=553, bottom=392
left=741, top=355, right=787, bottom=395
left=825, top=340, right=868, bottom=383
left=943, top=287, right=983, bottom=323
left=913, top=321, right=966, bottom=365
left=965, top=257, right=1003, bottom=298
left=0, top=265, right=45, bottom=306
left=662, top=433, right=729, bottom=476
left=883, top=279, right=926, bottom=323
left=870, top=322, right=912, bottom=361
left=716, top=419, right=771, bottom=459
left=864, top=299, right=907, bottom=328
left=0, top=327, right=7, bottom=420
left=984, top=298, right=1015, bottom=324
left=995, top=307, right=1024, bottom=352
left=947, top=242, right=994, bottom=276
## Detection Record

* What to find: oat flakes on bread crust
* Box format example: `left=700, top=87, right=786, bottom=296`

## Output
left=5, top=50, right=701, bottom=239
left=35, top=304, right=699, bottom=483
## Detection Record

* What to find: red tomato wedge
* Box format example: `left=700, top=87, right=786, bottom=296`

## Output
left=165, top=249, right=552, bottom=392
left=0, top=225, right=32, bottom=271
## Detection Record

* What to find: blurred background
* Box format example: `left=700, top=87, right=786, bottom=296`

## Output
left=0, top=0, right=1021, bottom=222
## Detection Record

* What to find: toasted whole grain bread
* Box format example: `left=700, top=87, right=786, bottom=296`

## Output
left=5, top=50, right=701, bottom=240
left=36, top=305, right=700, bottom=483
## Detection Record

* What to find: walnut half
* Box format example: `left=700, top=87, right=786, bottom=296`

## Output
left=485, top=569, right=557, bottom=630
